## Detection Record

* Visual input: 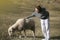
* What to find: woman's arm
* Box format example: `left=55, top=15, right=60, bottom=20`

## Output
left=26, top=12, right=36, bottom=19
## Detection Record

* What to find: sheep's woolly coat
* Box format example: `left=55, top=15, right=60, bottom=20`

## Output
left=8, top=18, right=35, bottom=36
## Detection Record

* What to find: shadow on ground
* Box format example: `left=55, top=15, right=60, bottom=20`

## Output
left=1, top=34, right=60, bottom=40
left=10, top=36, right=60, bottom=40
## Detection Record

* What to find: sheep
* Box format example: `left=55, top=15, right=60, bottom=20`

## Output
left=8, top=18, right=35, bottom=39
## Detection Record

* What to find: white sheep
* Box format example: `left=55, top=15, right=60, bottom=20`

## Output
left=8, top=18, right=35, bottom=38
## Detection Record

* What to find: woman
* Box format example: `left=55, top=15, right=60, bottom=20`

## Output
left=26, top=5, right=50, bottom=40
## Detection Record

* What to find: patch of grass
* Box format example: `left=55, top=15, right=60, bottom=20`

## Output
left=0, top=0, right=60, bottom=40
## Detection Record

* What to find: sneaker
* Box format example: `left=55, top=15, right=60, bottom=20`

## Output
left=42, top=39, right=45, bottom=40
left=42, top=39, right=50, bottom=40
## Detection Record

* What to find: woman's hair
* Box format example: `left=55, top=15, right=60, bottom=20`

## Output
left=35, top=5, right=42, bottom=13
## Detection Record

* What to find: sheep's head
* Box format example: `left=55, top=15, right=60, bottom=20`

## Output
left=8, top=27, right=13, bottom=36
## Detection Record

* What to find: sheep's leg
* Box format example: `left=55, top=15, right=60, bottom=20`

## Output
left=33, top=30, right=35, bottom=40
left=31, top=28, right=35, bottom=40
left=24, top=29, right=27, bottom=38
left=19, top=31, right=22, bottom=38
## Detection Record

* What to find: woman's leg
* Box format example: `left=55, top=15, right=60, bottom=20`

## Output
left=40, top=19, right=47, bottom=40
left=40, top=19, right=50, bottom=40
left=45, top=19, right=50, bottom=40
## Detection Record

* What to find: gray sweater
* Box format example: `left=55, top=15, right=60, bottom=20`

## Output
left=27, top=10, right=49, bottom=19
